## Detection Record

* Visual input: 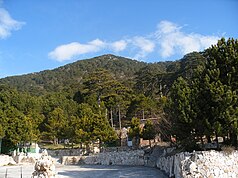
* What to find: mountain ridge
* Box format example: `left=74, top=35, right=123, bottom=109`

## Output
left=0, top=53, right=204, bottom=95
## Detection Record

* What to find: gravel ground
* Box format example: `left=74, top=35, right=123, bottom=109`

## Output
left=0, top=164, right=168, bottom=178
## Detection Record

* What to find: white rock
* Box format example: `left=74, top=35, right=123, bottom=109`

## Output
left=189, top=161, right=197, bottom=173
left=32, top=155, right=56, bottom=178
left=213, top=168, right=220, bottom=177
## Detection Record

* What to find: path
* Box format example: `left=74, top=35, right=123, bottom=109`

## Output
left=0, top=164, right=168, bottom=178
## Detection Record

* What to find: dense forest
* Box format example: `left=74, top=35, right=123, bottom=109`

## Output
left=0, top=38, right=237, bottom=153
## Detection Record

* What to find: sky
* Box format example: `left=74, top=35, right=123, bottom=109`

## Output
left=0, top=0, right=237, bottom=78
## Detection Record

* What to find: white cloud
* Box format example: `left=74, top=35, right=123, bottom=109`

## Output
left=0, top=8, right=25, bottom=39
left=132, top=37, right=155, bottom=53
left=49, top=39, right=129, bottom=62
left=155, top=20, right=220, bottom=58
left=88, top=38, right=106, bottom=47
left=48, top=39, right=106, bottom=62
left=131, top=36, right=155, bottom=59
left=49, top=20, right=221, bottom=62
left=157, top=20, right=180, bottom=34
left=111, top=40, right=127, bottom=52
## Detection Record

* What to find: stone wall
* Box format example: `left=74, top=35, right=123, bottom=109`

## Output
left=156, top=150, right=238, bottom=178
left=46, top=147, right=238, bottom=178
left=0, top=155, right=16, bottom=166
left=47, top=149, right=83, bottom=157
left=61, top=150, right=145, bottom=166
left=13, top=153, right=39, bottom=164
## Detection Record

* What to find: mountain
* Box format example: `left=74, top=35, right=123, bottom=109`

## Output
left=0, top=55, right=146, bottom=95
left=0, top=53, right=205, bottom=96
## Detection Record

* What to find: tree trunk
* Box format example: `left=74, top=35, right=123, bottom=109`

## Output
left=86, top=143, right=90, bottom=155
left=215, top=133, right=219, bottom=150
left=200, top=136, right=204, bottom=150
left=53, top=137, right=58, bottom=145
left=206, top=135, right=211, bottom=143
left=230, top=132, right=237, bottom=147
left=223, top=136, right=226, bottom=144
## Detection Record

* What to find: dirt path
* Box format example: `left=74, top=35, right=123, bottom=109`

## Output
left=0, top=164, right=168, bottom=178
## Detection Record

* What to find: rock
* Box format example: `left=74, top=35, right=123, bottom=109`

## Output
left=213, top=168, right=220, bottom=177
left=208, top=174, right=215, bottom=178
left=0, top=155, right=16, bottom=166
left=189, top=161, right=197, bottom=173
left=32, top=155, right=56, bottom=178
left=156, top=150, right=238, bottom=178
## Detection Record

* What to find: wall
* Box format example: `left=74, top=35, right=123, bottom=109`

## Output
left=41, top=146, right=238, bottom=178
left=61, top=150, right=145, bottom=166
left=0, top=155, right=16, bottom=166
left=156, top=150, right=238, bottom=178
left=47, top=149, right=83, bottom=157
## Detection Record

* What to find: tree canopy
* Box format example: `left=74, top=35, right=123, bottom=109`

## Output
left=0, top=39, right=237, bottom=152
left=166, top=38, right=238, bottom=149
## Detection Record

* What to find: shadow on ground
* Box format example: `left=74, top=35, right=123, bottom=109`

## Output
left=57, top=165, right=168, bottom=178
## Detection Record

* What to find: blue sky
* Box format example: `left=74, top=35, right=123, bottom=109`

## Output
left=0, top=0, right=237, bottom=78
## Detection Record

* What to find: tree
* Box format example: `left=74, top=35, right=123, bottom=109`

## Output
left=142, top=120, right=157, bottom=147
left=134, top=64, right=169, bottom=98
left=67, top=103, right=117, bottom=151
left=202, top=38, right=238, bottom=146
left=44, top=107, right=67, bottom=144
left=82, top=69, right=133, bottom=128
left=92, top=114, right=118, bottom=144
left=128, top=117, right=141, bottom=147
left=127, top=94, right=158, bottom=120
left=0, top=124, right=4, bottom=139
left=166, top=38, right=238, bottom=149
left=166, top=77, right=198, bottom=148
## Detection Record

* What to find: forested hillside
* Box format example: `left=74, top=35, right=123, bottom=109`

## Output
left=0, top=53, right=204, bottom=96
left=0, top=52, right=206, bottom=152
left=1, top=38, right=237, bottom=153
left=0, top=55, right=147, bottom=95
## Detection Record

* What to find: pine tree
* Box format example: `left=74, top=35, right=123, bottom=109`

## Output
left=202, top=38, right=238, bottom=146
left=142, top=119, right=157, bottom=147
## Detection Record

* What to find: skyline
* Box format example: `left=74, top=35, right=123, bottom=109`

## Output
left=0, top=0, right=237, bottom=78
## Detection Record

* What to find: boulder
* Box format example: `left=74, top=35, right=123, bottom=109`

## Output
left=32, top=155, right=56, bottom=178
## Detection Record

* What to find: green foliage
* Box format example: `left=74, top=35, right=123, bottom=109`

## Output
left=166, top=38, right=238, bottom=149
left=0, top=55, right=146, bottom=95
left=126, top=94, right=158, bottom=119
left=81, top=68, right=133, bottom=128
left=0, top=123, right=5, bottom=138
left=0, top=41, right=237, bottom=151
left=128, top=117, right=141, bottom=138
left=44, top=107, right=67, bottom=143
left=142, top=120, right=157, bottom=140
left=92, top=114, right=118, bottom=143
left=167, top=77, right=196, bottom=142
left=202, top=38, right=238, bottom=146
left=0, top=87, right=42, bottom=149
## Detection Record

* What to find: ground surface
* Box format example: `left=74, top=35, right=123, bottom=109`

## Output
left=0, top=164, right=168, bottom=178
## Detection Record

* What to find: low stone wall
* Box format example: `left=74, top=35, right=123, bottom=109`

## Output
left=48, top=147, right=131, bottom=157
left=62, top=156, right=81, bottom=165
left=47, top=149, right=83, bottom=157
left=0, top=155, right=16, bottom=166
left=156, top=150, right=238, bottom=178
left=61, top=150, right=145, bottom=166
left=45, top=147, right=238, bottom=178
left=156, top=152, right=186, bottom=178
